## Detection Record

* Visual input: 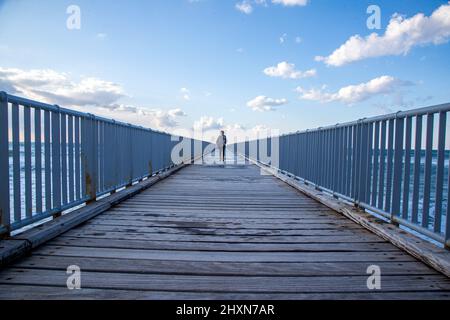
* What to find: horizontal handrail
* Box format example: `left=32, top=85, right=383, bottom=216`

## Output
left=232, top=102, right=450, bottom=249
left=278, top=102, right=450, bottom=138
left=3, top=92, right=170, bottom=134
left=0, top=92, right=208, bottom=236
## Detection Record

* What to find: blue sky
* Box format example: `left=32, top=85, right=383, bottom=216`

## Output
left=1, top=0, right=450, bottom=141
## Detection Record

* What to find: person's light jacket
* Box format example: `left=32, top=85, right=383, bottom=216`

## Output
left=216, top=135, right=227, bottom=148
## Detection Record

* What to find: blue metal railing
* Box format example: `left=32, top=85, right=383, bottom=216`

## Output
left=0, top=92, right=207, bottom=235
left=235, top=103, right=450, bottom=248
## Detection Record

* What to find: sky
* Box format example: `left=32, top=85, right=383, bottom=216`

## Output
left=0, top=0, right=450, bottom=142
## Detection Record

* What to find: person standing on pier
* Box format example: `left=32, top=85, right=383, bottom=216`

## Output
left=216, top=130, right=227, bottom=162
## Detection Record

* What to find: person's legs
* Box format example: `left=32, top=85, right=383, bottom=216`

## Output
left=219, top=147, right=224, bottom=162
left=223, top=146, right=226, bottom=162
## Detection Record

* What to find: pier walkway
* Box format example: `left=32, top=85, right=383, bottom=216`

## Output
left=0, top=157, right=449, bottom=299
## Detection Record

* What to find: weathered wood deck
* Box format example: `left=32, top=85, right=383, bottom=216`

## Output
left=0, top=160, right=450, bottom=299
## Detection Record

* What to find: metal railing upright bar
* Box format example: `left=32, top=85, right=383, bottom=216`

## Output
left=0, top=92, right=207, bottom=236
left=235, top=102, right=450, bottom=248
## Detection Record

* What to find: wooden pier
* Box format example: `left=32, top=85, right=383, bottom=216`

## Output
left=0, top=161, right=449, bottom=299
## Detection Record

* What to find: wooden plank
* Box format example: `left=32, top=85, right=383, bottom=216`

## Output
left=49, top=236, right=399, bottom=252
left=0, top=284, right=448, bottom=300
left=70, top=223, right=376, bottom=237
left=108, top=207, right=337, bottom=215
left=12, top=254, right=434, bottom=276
left=96, top=213, right=361, bottom=225
left=15, top=255, right=436, bottom=277
left=62, top=229, right=393, bottom=243
left=83, top=218, right=362, bottom=230
left=118, top=205, right=326, bottom=212
left=0, top=240, right=31, bottom=267
left=116, top=203, right=325, bottom=209
left=1, top=269, right=449, bottom=293
left=126, top=197, right=320, bottom=203
left=32, top=245, right=416, bottom=262
left=131, top=194, right=318, bottom=201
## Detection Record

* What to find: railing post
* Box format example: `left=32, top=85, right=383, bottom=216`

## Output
left=358, top=121, right=369, bottom=207
left=233, top=139, right=238, bottom=164
left=191, top=138, right=195, bottom=164
left=0, top=92, right=10, bottom=237
left=128, top=124, right=133, bottom=186
left=422, top=113, right=434, bottom=229
left=257, top=137, right=260, bottom=163
left=435, top=111, right=446, bottom=234
left=351, top=124, right=358, bottom=200
left=149, top=131, right=154, bottom=175
left=113, top=120, right=119, bottom=191
left=385, top=118, right=395, bottom=213
left=402, top=117, right=412, bottom=220
left=82, top=114, right=98, bottom=203
left=365, top=123, right=373, bottom=204
left=246, top=140, right=249, bottom=164
left=391, top=114, right=404, bottom=225
left=354, top=121, right=362, bottom=206
left=52, top=105, right=62, bottom=218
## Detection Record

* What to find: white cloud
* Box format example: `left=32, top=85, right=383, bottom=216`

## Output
left=235, top=1, right=253, bottom=14
left=295, top=36, right=302, bottom=44
left=296, top=75, right=412, bottom=104
left=152, top=109, right=186, bottom=128
left=96, top=33, right=107, bottom=39
left=316, top=2, right=450, bottom=66
left=279, top=33, right=288, bottom=44
left=191, top=115, right=276, bottom=143
left=236, top=0, right=307, bottom=14
left=247, top=95, right=288, bottom=112
left=272, top=0, right=308, bottom=6
left=0, top=67, right=125, bottom=107
left=193, top=116, right=225, bottom=131
left=180, top=87, right=191, bottom=101
left=263, top=61, right=316, bottom=79
left=100, top=104, right=187, bottom=129
left=168, top=108, right=187, bottom=117
left=239, top=124, right=278, bottom=142
left=0, top=67, right=187, bottom=130
left=193, top=116, right=245, bottom=133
